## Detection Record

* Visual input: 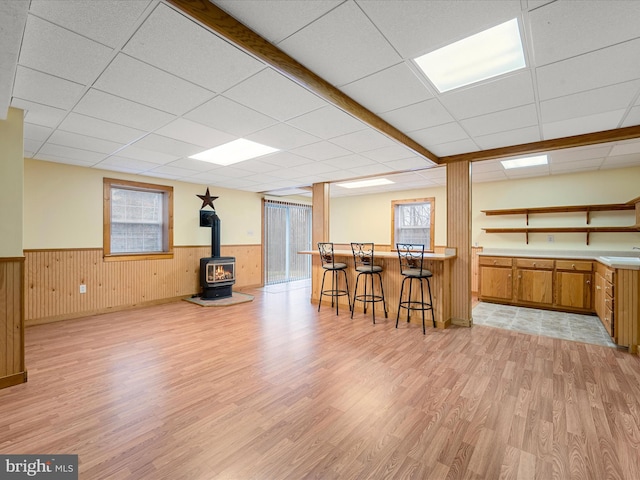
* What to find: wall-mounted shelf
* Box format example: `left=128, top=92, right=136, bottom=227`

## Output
left=482, top=196, right=640, bottom=244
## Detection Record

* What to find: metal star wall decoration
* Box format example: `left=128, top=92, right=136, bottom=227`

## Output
left=197, top=188, right=218, bottom=210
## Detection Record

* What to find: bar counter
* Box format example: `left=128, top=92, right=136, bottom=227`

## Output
left=300, top=249, right=457, bottom=329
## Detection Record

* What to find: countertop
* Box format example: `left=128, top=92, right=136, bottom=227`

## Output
left=299, top=249, right=457, bottom=261
left=478, top=249, right=640, bottom=270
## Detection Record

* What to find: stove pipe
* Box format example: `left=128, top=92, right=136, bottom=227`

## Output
left=211, top=210, right=220, bottom=258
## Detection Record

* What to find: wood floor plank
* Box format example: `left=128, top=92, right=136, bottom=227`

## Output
left=1, top=283, right=640, bottom=479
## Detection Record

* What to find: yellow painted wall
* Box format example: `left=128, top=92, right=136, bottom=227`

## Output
left=330, top=186, right=447, bottom=246
left=23, top=159, right=262, bottom=249
left=471, top=166, right=640, bottom=251
left=0, top=108, right=24, bottom=257
left=329, top=166, right=640, bottom=253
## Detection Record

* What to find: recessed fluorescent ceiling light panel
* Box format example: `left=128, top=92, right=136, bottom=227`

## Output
left=189, top=139, right=278, bottom=166
left=501, top=155, right=548, bottom=169
left=414, top=18, right=525, bottom=93
left=335, top=178, right=394, bottom=189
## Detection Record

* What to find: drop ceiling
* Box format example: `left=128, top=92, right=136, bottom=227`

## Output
left=2, top=0, right=640, bottom=198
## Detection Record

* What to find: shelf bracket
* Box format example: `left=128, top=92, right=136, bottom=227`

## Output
left=586, top=231, right=590, bottom=245
left=525, top=231, right=529, bottom=244
left=586, top=208, right=591, bottom=225
left=525, top=212, right=529, bottom=225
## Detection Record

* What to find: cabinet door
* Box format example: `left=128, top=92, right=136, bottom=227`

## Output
left=515, top=268, right=553, bottom=305
left=555, top=271, right=592, bottom=310
left=479, top=266, right=512, bottom=300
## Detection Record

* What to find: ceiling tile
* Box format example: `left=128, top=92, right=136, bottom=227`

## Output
left=123, top=3, right=265, bottom=93
left=58, top=113, right=146, bottom=145
left=224, top=68, right=326, bottom=122
left=410, top=122, right=470, bottom=146
left=471, top=171, right=508, bottom=183
left=38, top=143, right=106, bottom=163
left=357, top=0, right=522, bottom=58
left=47, top=130, right=123, bottom=155
left=473, top=126, right=541, bottom=150
left=29, top=0, right=152, bottom=48
left=549, top=145, right=612, bottom=163
left=359, top=145, right=415, bottom=162
left=289, top=141, right=352, bottom=161
left=542, top=110, right=627, bottom=140
left=471, top=160, right=503, bottom=174
left=382, top=156, right=434, bottom=171
left=246, top=123, right=320, bottom=150
left=330, top=128, right=397, bottom=153
left=439, top=71, right=535, bottom=120
left=73, top=89, right=175, bottom=131
left=19, top=15, right=113, bottom=84
left=154, top=118, right=235, bottom=148
left=278, top=1, right=401, bottom=86
left=185, top=95, right=278, bottom=137
left=0, top=0, right=28, bottom=118
left=164, top=158, right=220, bottom=173
left=259, top=151, right=314, bottom=168
left=609, top=139, right=640, bottom=156
left=113, top=145, right=179, bottom=165
left=95, top=156, right=161, bottom=173
left=550, top=158, right=603, bottom=174
left=129, top=134, right=203, bottom=158
left=529, top=0, right=640, bottom=66
left=10, top=98, right=66, bottom=127
left=216, top=0, right=342, bottom=44
left=13, top=66, right=84, bottom=110
left=540, top=80, right=640, bottom=124
left=462, top=104, right=538, bottom=137
left=320, top=154, right=377, bottom=169
left=33, top=153, right=96, bottom=168
left=601, top=153, right=640, bottom=169
left=287, top=106, right=366, bottom=138
left=94, top=54, right=214, bottom=115
left=429, top=138, right=479, bottom=157
left=536, top=38, right=640, bottom=100
left=341, top=63, right=434, bottom=114
left=381, top=98, right=454, bottom=132
left=24, top=138, right=43, bottom=156
left=622, top=106, right=640, bottom=127
left=24, top=123, right=52, bottom=141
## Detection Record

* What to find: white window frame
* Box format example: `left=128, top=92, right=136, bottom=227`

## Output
left=391, top=198, right=435, bottom=252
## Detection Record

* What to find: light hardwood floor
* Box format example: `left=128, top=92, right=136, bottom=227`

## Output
left=1, top=283, right=640, bottom=479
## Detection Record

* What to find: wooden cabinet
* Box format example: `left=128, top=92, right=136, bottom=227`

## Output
left=594, top=264, right=615, bottom=338
left=514, top=258, right=554, bottom=305
left=555, top=260, right=593, bottom=311
left=478, top=256, right=512, bottom=301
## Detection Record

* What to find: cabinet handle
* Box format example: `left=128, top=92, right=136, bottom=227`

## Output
left=493, top=260, right=497, bottom=265
left=586, top=280, right=591, bottom=285
left=572, top=264, right=576, bottom=269
left=508, top=274, right=511, bottom=278
left=533, top=262, right=536, bottom=267
left=596, top=285, right=601, bottom=290
left=518, top=275, right=522, bottom=279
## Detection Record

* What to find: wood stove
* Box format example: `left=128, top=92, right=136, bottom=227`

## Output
left=199, top=208, right=235, bottom=299
left=200, top=256, right=235, bottom=299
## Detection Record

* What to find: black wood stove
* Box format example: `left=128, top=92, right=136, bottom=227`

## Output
left=199, top=209, right=235, bottom=299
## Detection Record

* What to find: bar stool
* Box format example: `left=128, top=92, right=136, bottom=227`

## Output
left=396, top=243, right=435, bottom=334
left=318, top=242, right=351, bottom=315
left=351, top=242, right=387, bottom=324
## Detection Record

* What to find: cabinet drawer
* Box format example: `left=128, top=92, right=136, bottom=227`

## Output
left=515, top=258, right=554, bottom=269
left=604, top=282, right=614, bottom=298
left=602, top=305, right=614, bottom=337
left=556, top=260, right=593, bottom=272
left=604, top=296, right=614, bottom=311
left=604, top=268, right=615, bottom=284
left=479, top=256, right=512, bottom=267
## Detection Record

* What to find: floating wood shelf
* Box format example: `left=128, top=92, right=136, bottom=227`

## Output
left=482, top=196, right=640, bottom=244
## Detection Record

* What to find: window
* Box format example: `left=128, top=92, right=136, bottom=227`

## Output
left=103, top=178, right=173, bottom=261
left=263, top=199, right=312, bottom=285
left=391, top=198, right=435, bottom=251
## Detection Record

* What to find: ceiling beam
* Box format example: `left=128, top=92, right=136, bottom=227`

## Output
left=440, top=125, right=640, bottom=164
left=166, top=0, right=440, bottom=165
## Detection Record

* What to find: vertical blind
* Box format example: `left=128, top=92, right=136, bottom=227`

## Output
left=264, top=200, right=312, bottom=285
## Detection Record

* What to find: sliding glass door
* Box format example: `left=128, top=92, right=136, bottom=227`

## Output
left=264, top=200, right=312, bottom=285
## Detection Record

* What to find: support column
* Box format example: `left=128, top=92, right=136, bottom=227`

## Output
left=447, top=160, right=472, bottom=327
left=0, top=107, right=26, bottom=389
left=310, top=182, right=330, bottom=304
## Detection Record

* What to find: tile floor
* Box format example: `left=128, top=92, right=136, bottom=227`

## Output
left=472, top=301, right=617, bottom=348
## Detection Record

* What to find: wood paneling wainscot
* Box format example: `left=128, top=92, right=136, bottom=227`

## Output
left=24, top=245, right=262, bottom=326
left=0, top=257, right=26, bottom=389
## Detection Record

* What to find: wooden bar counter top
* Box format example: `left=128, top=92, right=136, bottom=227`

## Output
left=300, top=248, right=457, bottom=329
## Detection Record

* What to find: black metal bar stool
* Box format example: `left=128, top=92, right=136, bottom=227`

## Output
left=318, top=242, right=351, bottom=315
left=396, top=243, right=435, bottom=334
left=350, top=242, right=387, bottom=324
